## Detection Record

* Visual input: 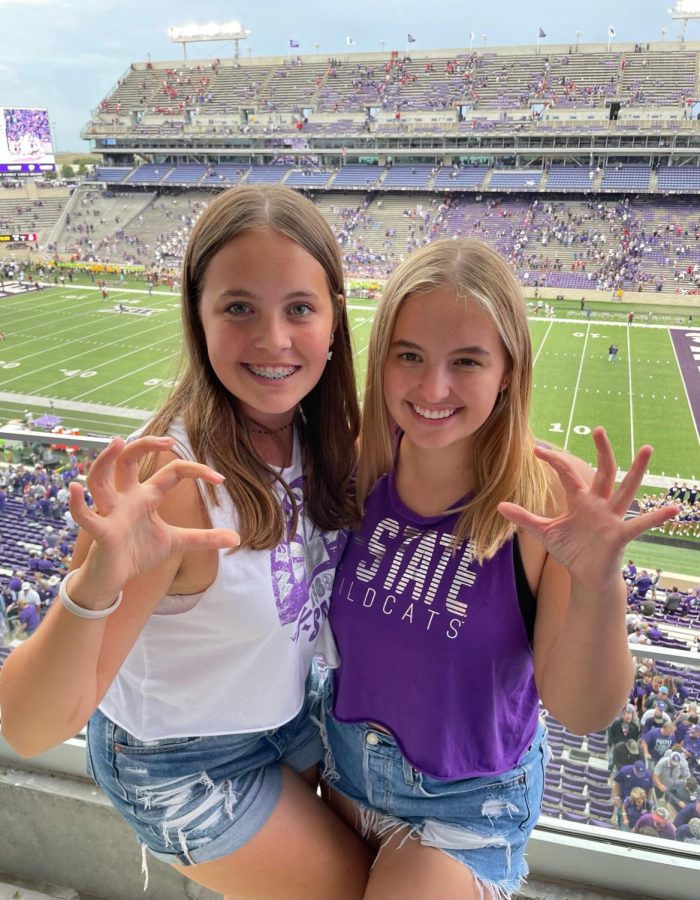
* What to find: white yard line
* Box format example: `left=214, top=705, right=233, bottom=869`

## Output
left=0, top=315, right=178, bottom=388
left=69, top=342, right=179, bottom=402
left=563, top=322, right=590, bottom=451
left=532, top=320, right=554, bottom=367
left=625, top=324, right=635, bottom=462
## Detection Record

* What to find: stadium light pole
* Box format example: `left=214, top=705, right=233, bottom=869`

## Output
left=315, top=42, right=320, bottom=54
left=50, top=120, right=58, bottom=154
left=167, top=21, right=251, bottom=61
left=575, top=30, right=581, bottom=51
left=668, top=1, right=700, bottom=42
left=380, top=40, right=385, bottom=53
left=482, top=33, right=488, bottom=47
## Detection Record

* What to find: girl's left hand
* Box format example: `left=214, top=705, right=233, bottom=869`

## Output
left=498, top=427, right=680, bottom=592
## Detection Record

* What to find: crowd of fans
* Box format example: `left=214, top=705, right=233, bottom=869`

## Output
left=606, top=656, right=700, bottom=844
left=0, top=454, right=93, bottom=646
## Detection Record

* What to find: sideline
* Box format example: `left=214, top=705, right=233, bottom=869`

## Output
left=0, top=391, right=151, bottom=420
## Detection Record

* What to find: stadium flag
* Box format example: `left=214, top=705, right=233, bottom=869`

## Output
left=539, top=27, right=546, bottom=38
left=289, top=39, right=300, bottom=48
left=346, top=35, right=355, bottom=46
left=407, top=33, right=416, bottom=43
left=608, top=25, right=616, bottom=37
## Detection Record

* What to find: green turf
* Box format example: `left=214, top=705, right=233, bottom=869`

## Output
left=2, top=286, right=698, bottom=476
left=2, top=285, right=698, bottom=576
left=624, top=538, right=700, bottom=579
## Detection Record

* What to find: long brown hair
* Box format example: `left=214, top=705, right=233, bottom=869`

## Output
left=146, top=185, right=360, bottom=548
left=358, top=238, right=551, bottom=562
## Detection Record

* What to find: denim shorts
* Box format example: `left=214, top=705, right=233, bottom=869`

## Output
left=321, top=690, right=547, bottom=898
left=86, top=685, right=323, bottom=867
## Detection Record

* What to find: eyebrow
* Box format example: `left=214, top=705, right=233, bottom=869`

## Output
left=218, top=288, right=318, bottom=300
left=390, top=339, right=491, bottom=356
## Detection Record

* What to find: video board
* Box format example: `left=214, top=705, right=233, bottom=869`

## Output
left=0, top=107, right=56, bottom=174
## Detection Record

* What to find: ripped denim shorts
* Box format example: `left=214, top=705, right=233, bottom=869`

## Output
left=321, top=687, right=547, bottom=899
left=85, top=684, right=322, bottom=869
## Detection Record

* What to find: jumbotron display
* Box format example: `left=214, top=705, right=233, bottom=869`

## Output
left=0, top=107, right=56, bottom=174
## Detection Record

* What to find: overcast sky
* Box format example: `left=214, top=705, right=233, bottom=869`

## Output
left=0, top=0, right=697, bottom=151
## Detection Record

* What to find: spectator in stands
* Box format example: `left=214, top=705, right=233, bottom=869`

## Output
left=321, top=238, right=676, bottom=899
left=666, top=775, right=699, bottom=815
left=675, top=817, right=700, bottom=844
left=652, top=750, right=690, bottom=800
left=682, top=723, right=700, bottom=773
left=671, top=677, right=689, bottom=710
left=0, top=185, right=370, bottom=900
left=629, top=623, right=651, bottom=645
left=621, top=786, right=652, bottom=831
left=608, top=704, right=640, bottom=748
left=632, top=569, right=653, bottom=601
left=645, top=684, right=676, bottom=716
left=18, top=581, right=41, bottom=610
left=642, top=720, right=677, bottom=767
left=614, top=760, right=654, bottom=823
left=663, top=585, right=684, bottom=613
left=632, top=807, right=676, bottom=839
left=673, top=797, right=700, bottom=830
left=5, top=572, right=22, bottom=603
left=13, top=595, right=41, bottom=638
left=612, top=738, right=644, bottom=773
left=638, top=594, right=656, bottom=617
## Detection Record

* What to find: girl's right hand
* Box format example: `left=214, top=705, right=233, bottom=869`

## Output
left=68, top=436, right=240, bottom=599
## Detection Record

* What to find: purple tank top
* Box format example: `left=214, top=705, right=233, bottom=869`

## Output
left=329, top=469, right=539, bottom=780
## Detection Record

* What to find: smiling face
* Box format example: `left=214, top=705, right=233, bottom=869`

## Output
left=383, top=287, right=510, bottom=457
left=198, top=228, right=338, bottom=429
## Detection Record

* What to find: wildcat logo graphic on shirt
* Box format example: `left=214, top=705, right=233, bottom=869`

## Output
left=270, top=475, right=341, bottom=642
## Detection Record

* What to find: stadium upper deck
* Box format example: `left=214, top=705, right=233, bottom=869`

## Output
left=82, top=40, right=700, bottom=170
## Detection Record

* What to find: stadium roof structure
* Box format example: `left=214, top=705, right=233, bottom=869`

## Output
left=81, top=39, right=700, bottom=175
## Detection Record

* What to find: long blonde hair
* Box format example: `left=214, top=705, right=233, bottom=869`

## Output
left=146, top=185, right=360, bottom=548
left=358, top=238, right=551, bottom=562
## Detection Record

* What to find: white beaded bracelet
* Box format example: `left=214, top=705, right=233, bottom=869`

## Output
left=59, top=570, right=123, bottom=620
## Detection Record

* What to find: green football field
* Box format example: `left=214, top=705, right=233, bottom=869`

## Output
left=1, top=282, right=699, bottom=484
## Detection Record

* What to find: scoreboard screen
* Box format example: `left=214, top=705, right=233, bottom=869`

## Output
left=0, top=107, right=56, bottom=174
left=0, top=233, right=38, bottom=242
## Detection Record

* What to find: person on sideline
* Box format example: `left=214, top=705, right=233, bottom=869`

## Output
left=0, top=185, right=370, bottom=899
left=320, top=239, right=678, bottom=900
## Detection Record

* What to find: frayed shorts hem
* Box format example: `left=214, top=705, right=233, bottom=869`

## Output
left=86, top=680, right=322, bottom=867
left=319, top=686, right=545, bottom=894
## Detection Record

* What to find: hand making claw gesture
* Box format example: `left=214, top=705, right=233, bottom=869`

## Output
left=498, top=427, right=680, bottom=594
left=67, top=435, right=240, bottom=602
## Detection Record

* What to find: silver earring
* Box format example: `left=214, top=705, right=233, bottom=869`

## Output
left=327, top=350, right=333, bottom=361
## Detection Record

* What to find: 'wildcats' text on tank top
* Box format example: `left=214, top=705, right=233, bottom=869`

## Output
left=329, top=468, right=539, bottom=780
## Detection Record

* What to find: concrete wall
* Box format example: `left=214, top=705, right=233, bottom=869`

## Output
left=0, top=765, right=219, bottom=900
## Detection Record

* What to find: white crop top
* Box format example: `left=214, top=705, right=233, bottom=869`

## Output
left=99, top=420, right=343, bottom=740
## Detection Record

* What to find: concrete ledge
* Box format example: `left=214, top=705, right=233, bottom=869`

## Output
left=0, top=766, right=218, bottom=900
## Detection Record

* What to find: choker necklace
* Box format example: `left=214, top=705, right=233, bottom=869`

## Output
left=247, top=420, right=294, bottom=436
